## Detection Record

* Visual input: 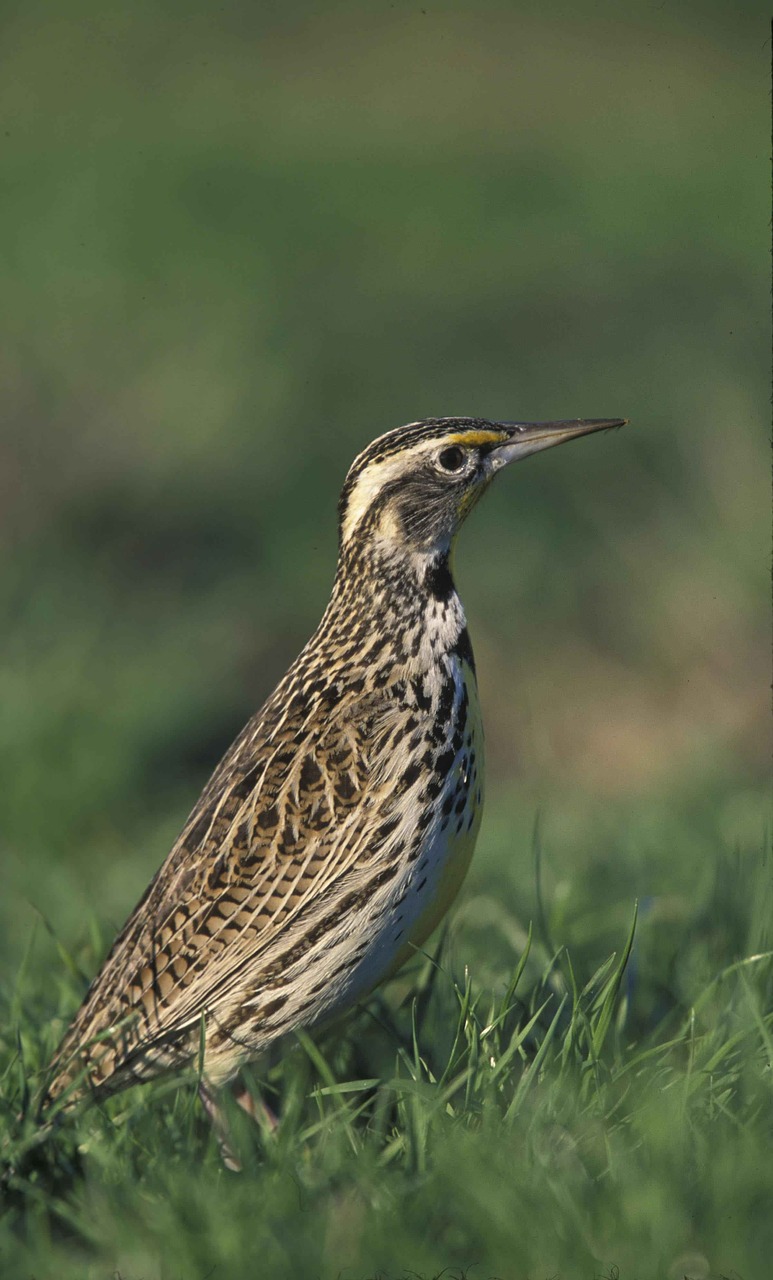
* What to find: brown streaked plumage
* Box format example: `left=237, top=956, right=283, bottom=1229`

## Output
left=44, top=415, right=626, bottom=1149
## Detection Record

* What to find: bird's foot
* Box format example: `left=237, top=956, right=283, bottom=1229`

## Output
left=198, top=1079, right=276, bottom=1171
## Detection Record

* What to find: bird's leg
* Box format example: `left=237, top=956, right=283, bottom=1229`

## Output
left=198, top=1080, right=242, bottom=1171
left=232, top=1080, right=278, bottom=1133
left=198, top=1077, right=277, bottom=1171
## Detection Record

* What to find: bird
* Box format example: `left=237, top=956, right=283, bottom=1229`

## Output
left=43, top=415, right=625, bottom=1156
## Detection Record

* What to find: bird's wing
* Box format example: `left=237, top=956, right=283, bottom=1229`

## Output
left=49, top=681, right=414, bottom=1096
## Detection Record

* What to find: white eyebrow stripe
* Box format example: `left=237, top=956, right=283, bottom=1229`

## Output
left=340, top=442, right=436, bottom=543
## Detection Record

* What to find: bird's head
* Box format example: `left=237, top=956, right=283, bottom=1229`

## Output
left=338, top=416, right=626, bottom=563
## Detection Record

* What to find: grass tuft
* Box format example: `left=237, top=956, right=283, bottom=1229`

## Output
left=2, top=840, right=772, bottom=1278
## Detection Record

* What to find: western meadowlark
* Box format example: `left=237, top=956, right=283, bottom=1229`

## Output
left=44, top=415, right=625, bottom=1150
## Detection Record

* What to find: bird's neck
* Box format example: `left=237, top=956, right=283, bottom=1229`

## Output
left=323, top=538, right=468, bottom=675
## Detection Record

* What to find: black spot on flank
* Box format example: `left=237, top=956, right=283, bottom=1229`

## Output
left=407, top=837, right=424, bottom=861
left=306, top=978, right=328, bottom=997
left=451, top=719, right=466, bottom=754
left=424, top=557, right=455, bottom=602
left=437, top=678, right=455, bottom=724
left=376, top=815, right=401, bottom=843
left=451, top=626, right=476, bottom=673
left=411, top=677, right=432, bottom=712
left=400, top=761, right=421, bottom=791
left=261, top=994, right=289, bottom=1019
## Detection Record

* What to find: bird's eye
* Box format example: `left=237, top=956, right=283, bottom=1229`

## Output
left=437, top=446, right=466, bottom=473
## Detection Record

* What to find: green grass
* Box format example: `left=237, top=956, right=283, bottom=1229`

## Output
left=3, top=822, right=772, bottom=1279
left=0, top=0, right=769, bottom=1275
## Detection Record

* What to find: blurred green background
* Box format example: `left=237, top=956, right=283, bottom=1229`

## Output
left=0, top=3, right=769, bottom=1268
left=3, top=5, right=767, bottom=1274
left=2, top=0, right=768, bottom=969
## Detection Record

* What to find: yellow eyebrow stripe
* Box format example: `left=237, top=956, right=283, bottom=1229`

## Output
left=445, top=429, right=508, bottom=448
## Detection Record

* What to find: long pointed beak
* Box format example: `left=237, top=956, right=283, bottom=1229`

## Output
left=490, top=418, right=628, bottom=468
